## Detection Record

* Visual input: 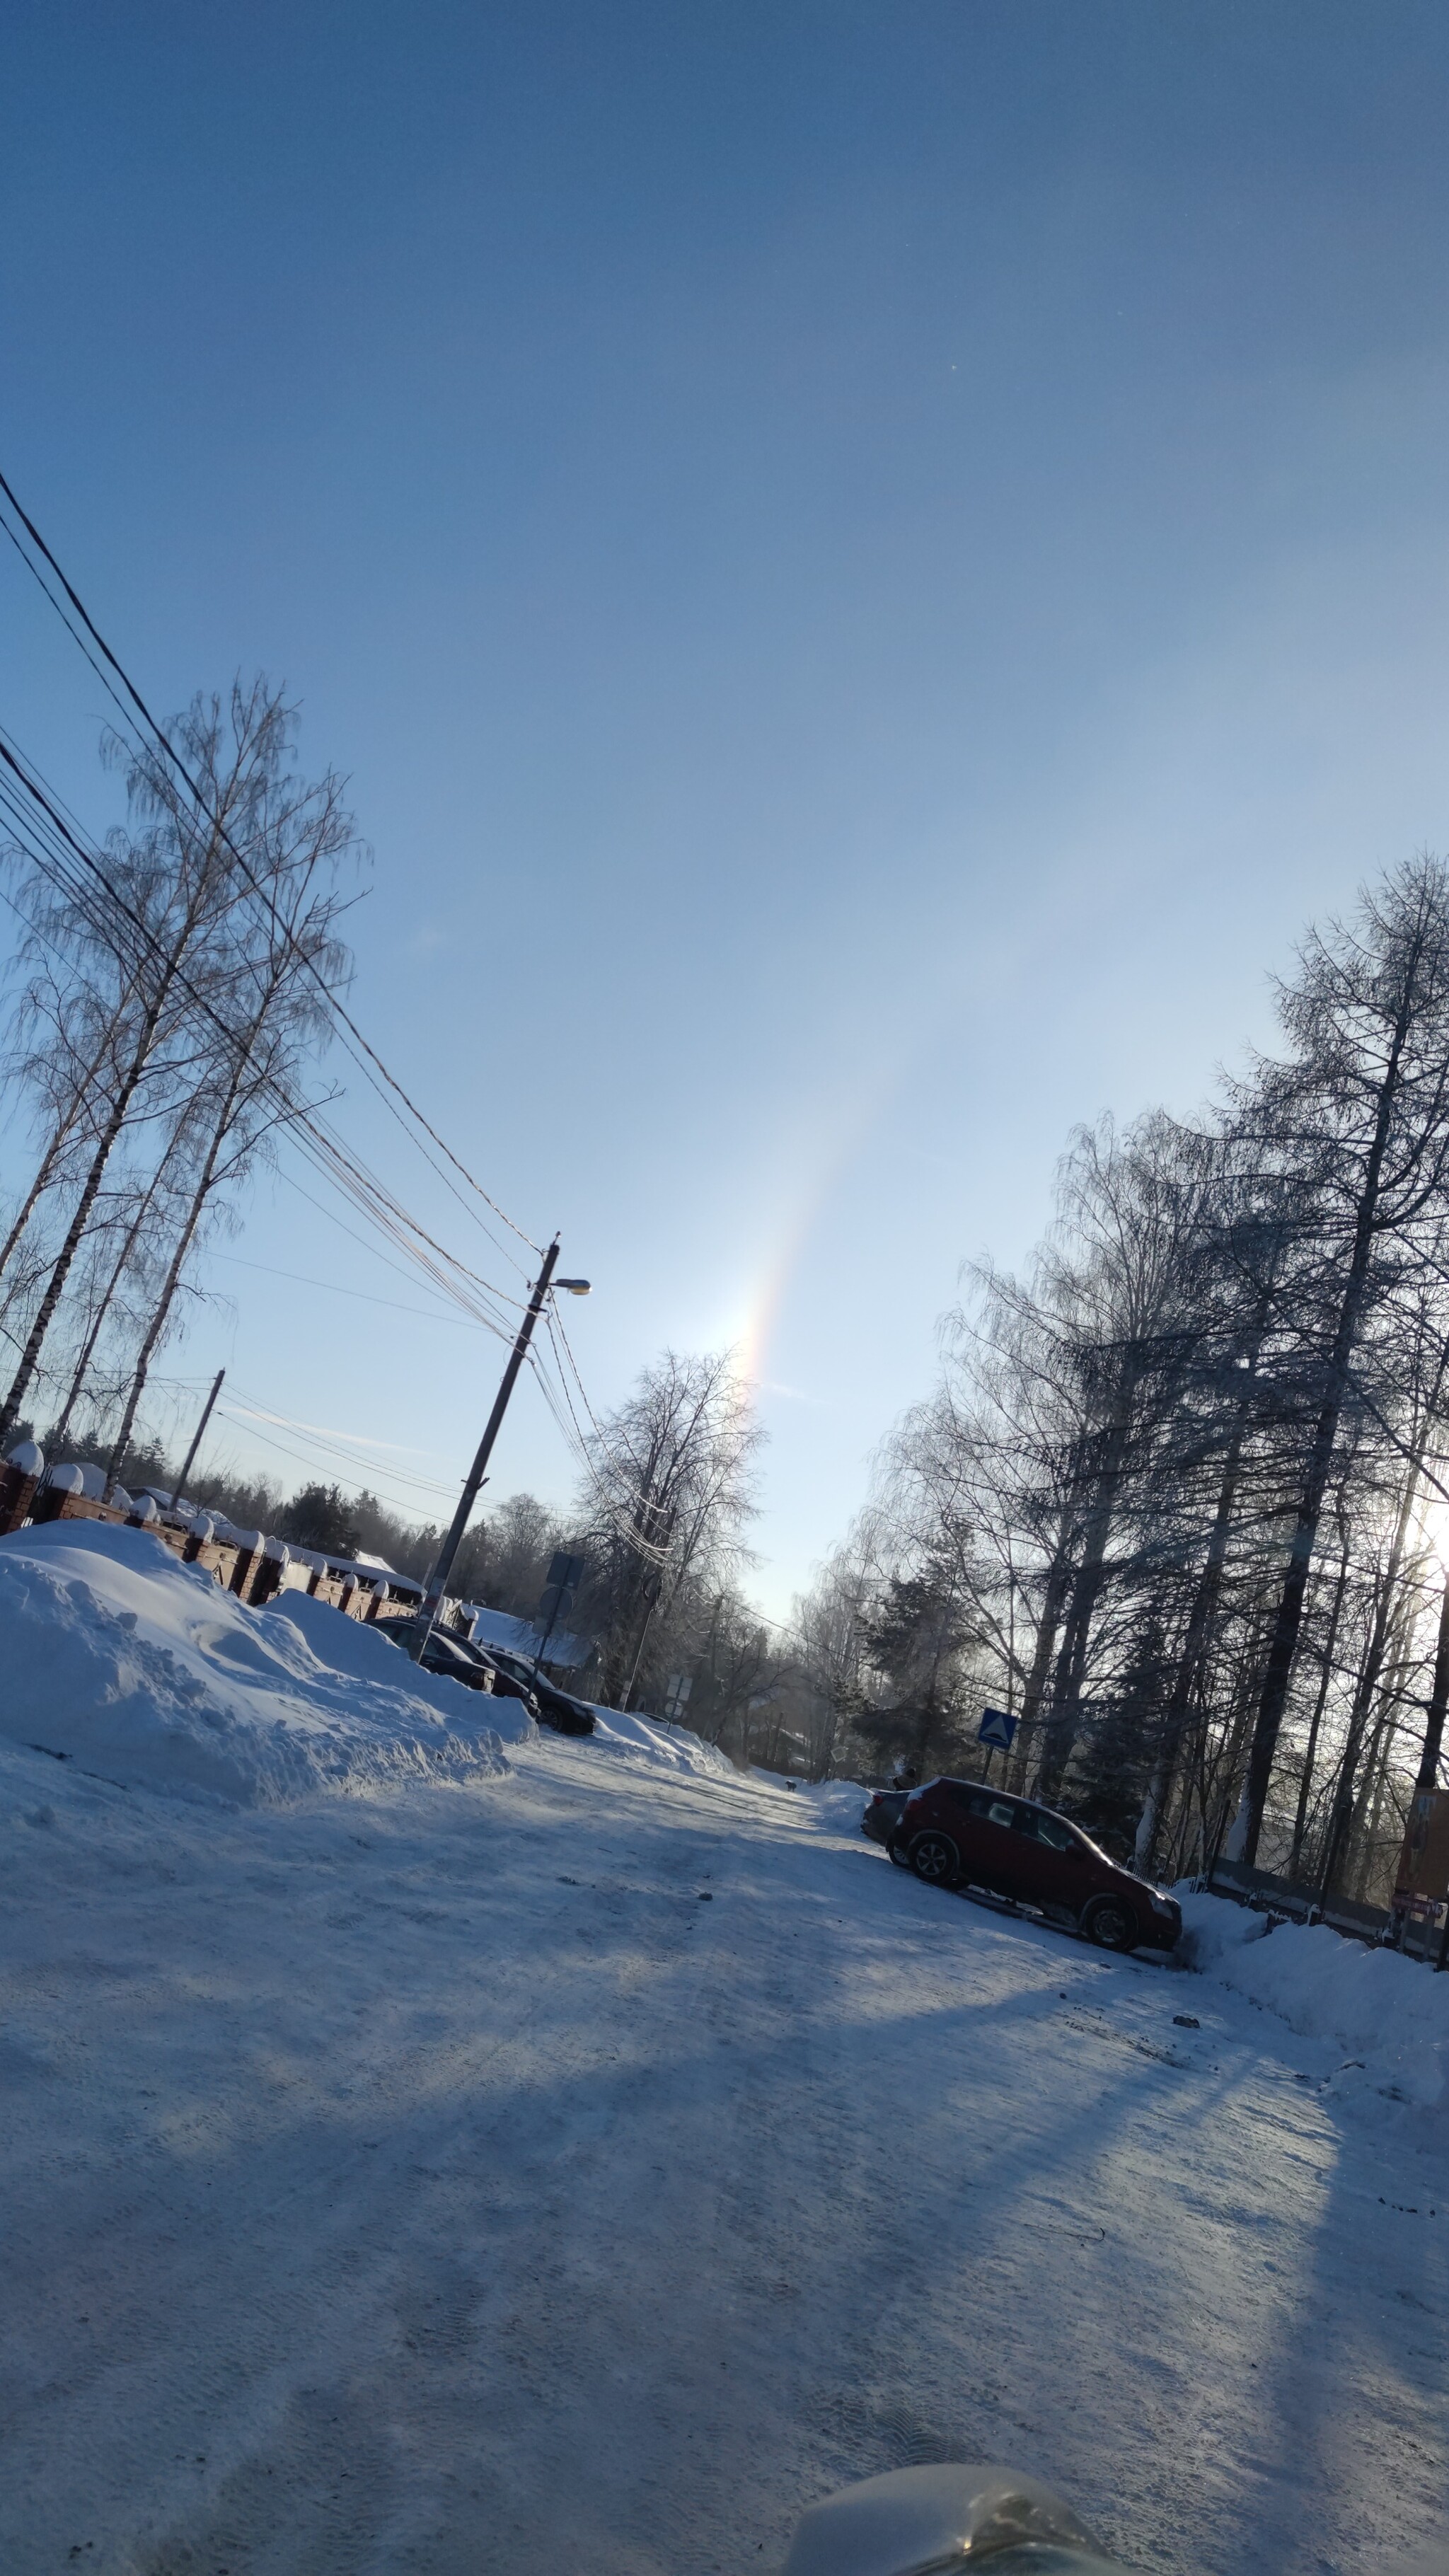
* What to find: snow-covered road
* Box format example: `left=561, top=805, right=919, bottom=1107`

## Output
left=4, top=1735, right=1447, bottom=2576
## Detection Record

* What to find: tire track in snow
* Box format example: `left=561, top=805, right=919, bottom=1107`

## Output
left=2, top=1741, right=1448, bottom=2575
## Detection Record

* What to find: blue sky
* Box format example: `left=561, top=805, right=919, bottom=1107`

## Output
left=4, top=3, right=1449, bottom=1611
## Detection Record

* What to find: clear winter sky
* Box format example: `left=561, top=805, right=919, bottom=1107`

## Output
left=4, top=3, right=1449, bottom=1615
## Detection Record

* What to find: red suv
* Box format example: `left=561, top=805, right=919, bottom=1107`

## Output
left=891, top=1777, right=1181, bottom=1953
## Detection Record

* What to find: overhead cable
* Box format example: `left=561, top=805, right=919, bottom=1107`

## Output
left=0, top=766, right=657, bottom=1536
left=0, top=734, right=529, bottom=1343
left=0, top=466, right=540, bottom=1268
left=0, top=529, right=660, bottom=1529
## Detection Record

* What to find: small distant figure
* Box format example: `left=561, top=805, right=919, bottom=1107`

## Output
left=890, top=1757, right=920, bottom=1793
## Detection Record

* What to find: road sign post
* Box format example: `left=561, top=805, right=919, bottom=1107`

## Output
left=978, top=1706, right=1017, bottom=1780
left=533, top=1547, right=585, bottom=1677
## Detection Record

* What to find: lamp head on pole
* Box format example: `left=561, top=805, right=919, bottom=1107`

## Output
left=554, top=1278, right=591, bottom=1296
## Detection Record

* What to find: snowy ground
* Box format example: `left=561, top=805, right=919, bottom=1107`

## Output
left=5, top=1707, right=1449, bottom=2576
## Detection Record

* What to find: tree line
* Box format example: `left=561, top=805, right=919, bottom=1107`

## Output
left=785, top=857, right=1449, bottom=1905
left=0, top=682, right=358, bottom=1478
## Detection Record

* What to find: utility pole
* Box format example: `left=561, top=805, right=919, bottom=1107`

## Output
left=170, top=1368, right=224, bottom=1513
left=410, top=1238, right=562, bottom=1662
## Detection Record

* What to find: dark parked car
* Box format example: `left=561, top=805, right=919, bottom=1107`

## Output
left=480, top=1646, right=596, bottom=1738
left=380, top=1621, right=559, bottom=1725
left=860, top=1789, right=911, bottom=1861
left=462, top=1647, right=541, bottom=1715
left=381, top=1621, right=503, bottom=1696
left=889, top=1776, right=1181, bottom=1953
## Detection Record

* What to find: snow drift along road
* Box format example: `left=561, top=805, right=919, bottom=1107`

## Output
left=584, top=1699, right=736, bottom=1777
left=0, top=1520, right=525, bottom=1805
left=1180, top=1885, right=1449, bottom=2106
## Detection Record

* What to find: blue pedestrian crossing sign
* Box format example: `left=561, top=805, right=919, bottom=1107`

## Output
left=978, top=1706, right=1017, bottom=1751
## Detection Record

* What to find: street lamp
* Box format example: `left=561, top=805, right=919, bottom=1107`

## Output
left=555, top=1278, right=591, bottom=1295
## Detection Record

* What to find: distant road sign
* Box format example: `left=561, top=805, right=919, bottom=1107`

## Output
left=978, top=1706, right=1017, bottom=1751
left=538, top=1549, right=586, bottom=1629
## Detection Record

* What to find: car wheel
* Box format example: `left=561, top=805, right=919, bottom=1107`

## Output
left=888, top=1838, right=911, bottom=1869
left=1080, top=1895, right=1139, bottom=1951
left=908, top=1831, right=959, bottom=1889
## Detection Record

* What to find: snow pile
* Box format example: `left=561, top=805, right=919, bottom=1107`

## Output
left=584, top=1702, right=736, bottom=1779
left=1180, top=1889, right=1449, bottom=2105
left=792, top=1776, right=871, bottom=1829
left=746, top=1769, right=872, bottom=1827
left=0, top=1520, right=529, bottom=1808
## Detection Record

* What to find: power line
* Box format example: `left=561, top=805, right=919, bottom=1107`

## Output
left=0, top=516, right=658, bottom=1530
left=0, top=464, right=540, bottom=1269
left=205, top=1247, right=489, bottom=1327
left=210, top=1410, right=458, bottom=1518
left=0, top=723, right=534, bottom=1336
left=0, top=732, right=654, bottom=1504
left=548, top=1301, right=663, bottom=1491
left=0, top=771, right=652, bottom=1534
left=219, top=1387, right=463, bottom=1501
left=526, top=1331, right=670, bottom=1566
left=270, top=1163, right=521, bottom=1322
left=0, top=733, right=529, bottom=1343
left=0, top=782, right=660, bottom=1552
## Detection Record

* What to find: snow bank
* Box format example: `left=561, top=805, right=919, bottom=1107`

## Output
left=583, top=1702, right=736, bottom=1779
left=745, top=1769, right=872, bottom=1827
left=792, top=1777, right=871, bottom=1829
left=0, top=1521, right=526, bottom=1808
left=265, top=1586, right=530, bottom=1747
left=1180, top=1889, right=1449, bottom=2106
